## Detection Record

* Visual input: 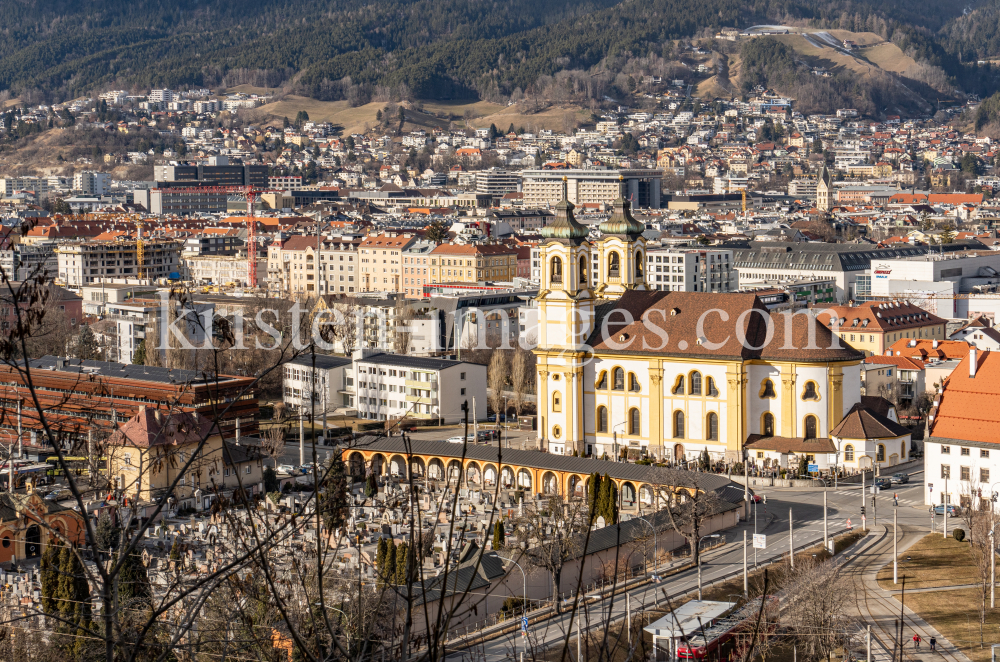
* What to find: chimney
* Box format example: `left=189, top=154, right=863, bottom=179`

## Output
left=235, top=418, right=241, bottom=446
left=970, top=346, right=978, bottom=379
left=153, top=409, right=164, bottom=424
left=932, top=339, right=938, bottom=348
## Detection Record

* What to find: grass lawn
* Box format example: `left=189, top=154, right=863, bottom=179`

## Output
left=900, top=588, right=1000, bottom=662
left=876, top=533, right=978, bottom=590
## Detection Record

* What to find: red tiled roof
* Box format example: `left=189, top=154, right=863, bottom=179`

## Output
left=865, top=355, right=926, bottom=370
left=887, top=338, right=970, bottom=361
left=108, top=409, right=216, bottom=448
left=929, top=350, right=1000, bottom=444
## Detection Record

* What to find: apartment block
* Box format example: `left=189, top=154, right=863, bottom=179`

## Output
left=359, top=234, right=417, bottom=293
left=57, top=239, right=183, bottom=286
left=429, top=244, right=518, bottom=284
left=520, top=168, right=662, bottom=209
left=645, top=247, right=737, bottom=292
left=267, top=235, right=363, bottom=297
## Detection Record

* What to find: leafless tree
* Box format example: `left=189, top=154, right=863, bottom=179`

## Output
left=487, top=349, right=507, bottom=416
left=393, top=297, right=415, bottom=355
left=260, top=423, right=286, bottom=462
left=655, top=469, right=727, bottom=596
left=783, top=556, right=858, bottom=661
left=510, top=346, right=532, bottom=418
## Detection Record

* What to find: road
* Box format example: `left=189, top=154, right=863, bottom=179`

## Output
left=453, top=471, right=932, bottom=662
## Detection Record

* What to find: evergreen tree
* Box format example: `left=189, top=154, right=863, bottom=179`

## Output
left=425, top=218, right=450, bottom=243
left=263, top=466, right=280, bottom=493
left=75, top=324, right=100, bottom=360
left=699, top=448, right=710, bottom=471
left=376, top=109, right=383, bottom=122
left=587, top=472, right=600, bottom=520
left=132, top=338, right=146, bottom=365
left=492, top=519, right=505, bottom=549
left=364, top=473, right=377, bottom=498
left=282, top=116, right=290, bottom=129
left=375, top=537, right=388, bottom=573
left=488, top=123, right=499, bottom=139
left=396, top=541, right=409, bottom=584
left=40, top=544, right=59, bottom=614
left=385, top=542, right=397, bottom=584
left=597, top=474, right=612, bottom=524
left=320, top=453, right=350, bottom=531
left=506, top=123, right=515, bottom=135
left=606, top=479, right=619, bottom=524
left=116, top=547, right=152, bottom=606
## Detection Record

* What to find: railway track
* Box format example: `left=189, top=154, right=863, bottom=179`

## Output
left=843, top=523, right=968, bottom=662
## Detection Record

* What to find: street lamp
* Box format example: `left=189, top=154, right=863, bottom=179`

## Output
left=633, top=515, right=658, bottom=576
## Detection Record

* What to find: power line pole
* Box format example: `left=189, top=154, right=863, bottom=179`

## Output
left=789, top=507, right=794, bottom=569
left=743, top=529, right=748, bottom=595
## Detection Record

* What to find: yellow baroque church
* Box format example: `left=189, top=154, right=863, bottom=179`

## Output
left=534, top=179, right=866, bottom=464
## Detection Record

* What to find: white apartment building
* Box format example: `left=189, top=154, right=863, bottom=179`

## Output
left=148, top=89, right=176, bottom=103
left=183, top=254, right=250, bottom=286
left=645, top=247, right=737, bottom=292
left=73, top=171, right=109, bottom=196
left=0, top=176, right=67, bottom=198
left=475, top=169, right=521, bottom=197
left=105, top=297, right=214, bottom=363
left=282, top=354, right=353, bottom=413
left=788, top=179, right=818, bottom=198
left=520, top=168, right=662, bottom=209
left=269, top=176, right=304, bottom=190
left=349, top=352, right=487, bottom=423
left=57, top=239, right=183, bottom=287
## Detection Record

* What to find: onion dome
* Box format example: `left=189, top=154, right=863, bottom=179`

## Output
left=540, top=177, right=589, bottom=242
left=599, top=177, right=644, bottom=238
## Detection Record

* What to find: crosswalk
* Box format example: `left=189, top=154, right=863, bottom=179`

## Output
left=829, top=490, right=925, bottom=508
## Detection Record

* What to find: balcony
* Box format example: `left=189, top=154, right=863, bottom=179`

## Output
left=405, top=394, right=439, bottom=406
left=405, top=378, right=438, bottom=390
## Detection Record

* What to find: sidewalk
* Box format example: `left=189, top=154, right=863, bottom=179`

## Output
left=856, top=525, right=973, bottom=662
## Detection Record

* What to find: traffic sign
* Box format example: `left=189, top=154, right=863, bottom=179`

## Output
left=521, top=616, right=528, bottom=635
left=808, top=464, right=818, bottom=473
left=753, top=533, right=767, bottom=549
left=929, top=483, right=934, bottom=493
left=846, top=518, right=853, bottom=530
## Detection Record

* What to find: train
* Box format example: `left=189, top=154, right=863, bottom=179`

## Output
left=676, top=596, right=780, bottom=661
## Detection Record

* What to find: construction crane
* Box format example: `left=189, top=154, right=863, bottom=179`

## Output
left=154, top=185, right=266, bottom=287
left=133, top=218, right=146, bottom=280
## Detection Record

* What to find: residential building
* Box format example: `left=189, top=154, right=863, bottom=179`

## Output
left=429, top=244, right=518, bottom=284
left=402, top=239, right=436, bottom=298
left=282, top=354, right=353, bottom=412
left=107, top=408, right=267, bottom=511
left=829, top=397, right=912, bottom=471
left=645, top=247, right=736, bottom=292
left=182, top=232, right=244, bottom=256
left=816, top=301, right=947, bottom=356
left=348, top=352, right=487, bottom=423
left=521, top=168, right=662, bottom=209
left=106, top=297, right=214, bottom=364
left=153, top=161, right=268, bottom=188
left=925, top=348, right=1000, bottom=509
left=475, top=169, right=521, bottom=198
left=949, top=316, right=1000, bottom=350
left=183, top=254, right=251, bottom=286
left=267, top=234, right=362, bottom=297
left=359, top=233, right=417, bottom=294
left=862, top=355, right=927, bottom=405
left=56, top=238, right=183, bottom=286
left=73, top=171, right=109, bottom=196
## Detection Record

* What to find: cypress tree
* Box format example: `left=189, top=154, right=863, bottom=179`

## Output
left=117, top=547, right=151, bottom=605
left=40, top=544, right=59, bottom=614
left=385, top=542, right=397, bottom=584
left=587, top=472, right=600, bottom=520
left=375, top=537, right=388, bottom=573
left=607, top=479, right=619, bottom=525
left=492, top=519, right=505, bottom=550
left=396, top=541, right=409, bottom=585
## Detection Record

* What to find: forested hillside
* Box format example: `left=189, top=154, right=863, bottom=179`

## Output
left=0, top=0, right=998, bottom=106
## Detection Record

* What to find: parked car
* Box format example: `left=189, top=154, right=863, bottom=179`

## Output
left=487, top=414, right=507, bottom=423
left=890, top=473, right=909, bottom=485
left=277, top=464, right=298, bottom=474
left=749, top=493, right=764, bottom=503
left=446, top=436, right=466, bottom=444
left=477, top=430, right=499, bottom=441
left=933, top=504, right=958, bottom=516
left=300, top=462, right=316, bottom=474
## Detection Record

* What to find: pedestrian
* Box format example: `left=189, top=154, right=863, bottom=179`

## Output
left=894, top=493, right=899, bottom=507
left=914, top=635, right=921, bottom=650
left=930, top=637, right=936, bottom=651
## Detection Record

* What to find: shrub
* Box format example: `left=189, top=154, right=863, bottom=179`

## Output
left=953, top=528, right=966, bottom=542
